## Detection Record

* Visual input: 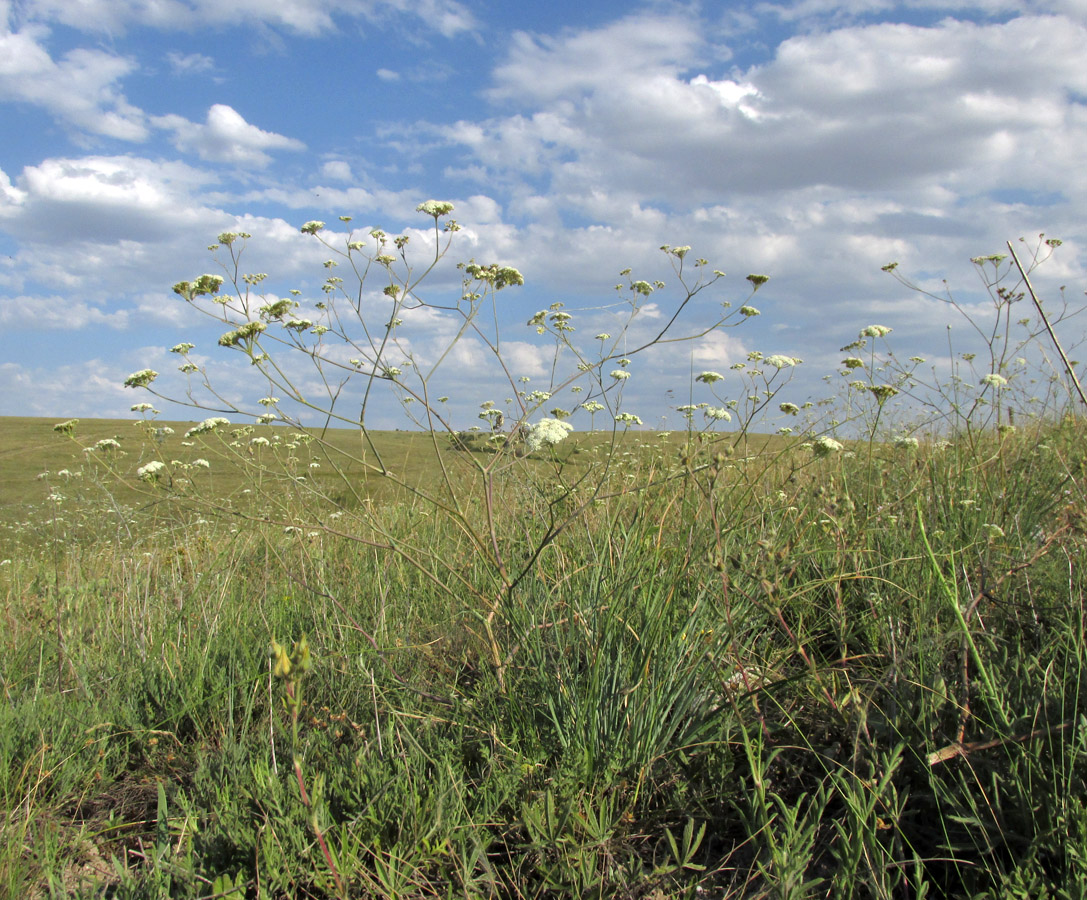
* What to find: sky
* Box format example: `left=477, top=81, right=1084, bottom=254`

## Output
left=1, top=0, right=1085, bottom=434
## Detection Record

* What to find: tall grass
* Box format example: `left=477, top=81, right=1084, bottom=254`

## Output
left=3, top=230, right=1086, bottom=897
left=2, top=411, right=1085, bottom=898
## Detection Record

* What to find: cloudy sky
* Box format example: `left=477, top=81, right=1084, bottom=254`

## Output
left=1, top=0, right=1084, bottom=432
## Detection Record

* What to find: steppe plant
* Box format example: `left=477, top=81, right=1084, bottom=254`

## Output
left=125, top=203, right=766, bottom=682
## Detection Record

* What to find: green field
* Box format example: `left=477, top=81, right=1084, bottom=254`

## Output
left=3, top=408, right=1086, bottom=899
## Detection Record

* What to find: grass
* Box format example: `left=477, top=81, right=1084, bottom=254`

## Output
left=2, top=409, right=1086, bottom=898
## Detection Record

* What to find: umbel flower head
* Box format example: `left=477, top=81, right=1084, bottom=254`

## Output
left=137, top=460, right=167, bottom=481
left=812, top=435, right=844, bottom=457
left=525, top=418, right=574, bottom=452
left=416, top=200, right=455, bottom=218
left=696, top=371, right=724, bottom=384
left=124, top=369, right=158, bottom=389
left=185, top=417, right=231, bottom=438
left=763, top=355, right=801, bottom=370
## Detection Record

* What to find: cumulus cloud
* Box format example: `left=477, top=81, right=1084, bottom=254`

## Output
left=0, top=23, right=147, bottom=140
left=20, top=0, right=476, bottom=37
left=153, top=104, right=306, bottom=167
left=451, top=13, right=1087, bottom=200
left=320, top=160, right=355, bottom=182
left=0, top=294, right=131, bottom=329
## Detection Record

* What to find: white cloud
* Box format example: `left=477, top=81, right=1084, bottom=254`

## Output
left=0, top=293, right=129, bottom=329
left=320, top=160, right=355, bottom=182
left=165, top=51, right=215, bottom=75
left=0, top=23, right=147, bottom=140
left=20, top=0, right=477, bottom=37
left=153, top=104, right=306, bottom=167
left=449, top=13, right=1087, bottom=201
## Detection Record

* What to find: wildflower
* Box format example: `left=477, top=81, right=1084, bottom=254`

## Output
left=526, top=390, right=552, bottom=403
left=764, top=355, right=801, bottom=369
left=95, top=438, right=121, bottom=451
left=185, top=417, right=231, bottom=437
left=383, top=366, right=402, bottom=378
left=284, top=318, right=313, bottom=331
left=998, top=423, right=1016, bottom=436
left=191, top=459, right=210, bottom=468
left=696, top=371, right=724, bottom=384
left=982, top=523, right=1006, bottom=540
left=300, top=221, right=325, bottom=234
left=860, top=325, right=892, bottom=338
left=219, top=321, right=266, bottom=347
left=179, top=362, right=199, bottom=373
left=739, top=306, right=760, bottom=317
left=137, top=460, right=167, bottom=481
left=812, top=435, right=844, bottom=457
left=595, top=332, right=611, bottom=341
left=416, top=200, right=455, bottom=218
left=893, top=436, right=919, bottom=450
left=124, top=369, right=158, bottom=388
left=842, top=357, right=864, bottom=369
left=257, top=413, right=277, bottom=424
left=615, top=413, right=643, bottom=426
left=909, top=356, right=925, bottom=363
left=130, top=403, right=155, bottom=413
left=746, top=274, right=770, bottom=288
left=525, top=418, right=573, bottom=452
left=610, top=370, right=631, bottom=380
left=981, top=373, right=1008, bottom=388
left=258, top=397, right=279, bottom=406
left=868, top=384, right=899, bottom=403
left=780, top=402, right=800, bottom=415
left=581, top=401, right=605, bottom=413
left=170, top=343, right=195, bottom=354
left=250, top=437, right=271, bottom=447
left=53, top=419, right=78, bottom=434
left=705, top=406, right=731, bottom=422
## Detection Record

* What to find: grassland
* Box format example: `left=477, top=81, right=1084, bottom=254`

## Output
left=2, top=413, right=1086, bottom=899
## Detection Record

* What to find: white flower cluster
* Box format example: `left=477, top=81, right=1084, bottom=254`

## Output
left=124, top=369, right=158, bottom=388
left=526, top=418, right=574, bottom=452
left=137, top=460, right=166, bottom=481
left=696, top=371, right=724, bottom=384
left=185, top=417, right=231, bottom=438
left=763, top=355, right=801, bottom=370
left=812, top=435, right=844, bottom=457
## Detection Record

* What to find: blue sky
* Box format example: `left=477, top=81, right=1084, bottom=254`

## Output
left=1, top=0, right=1085, bottom=432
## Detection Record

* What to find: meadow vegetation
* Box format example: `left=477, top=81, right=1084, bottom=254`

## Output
left=2, top=212, right=1085, bottom=898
